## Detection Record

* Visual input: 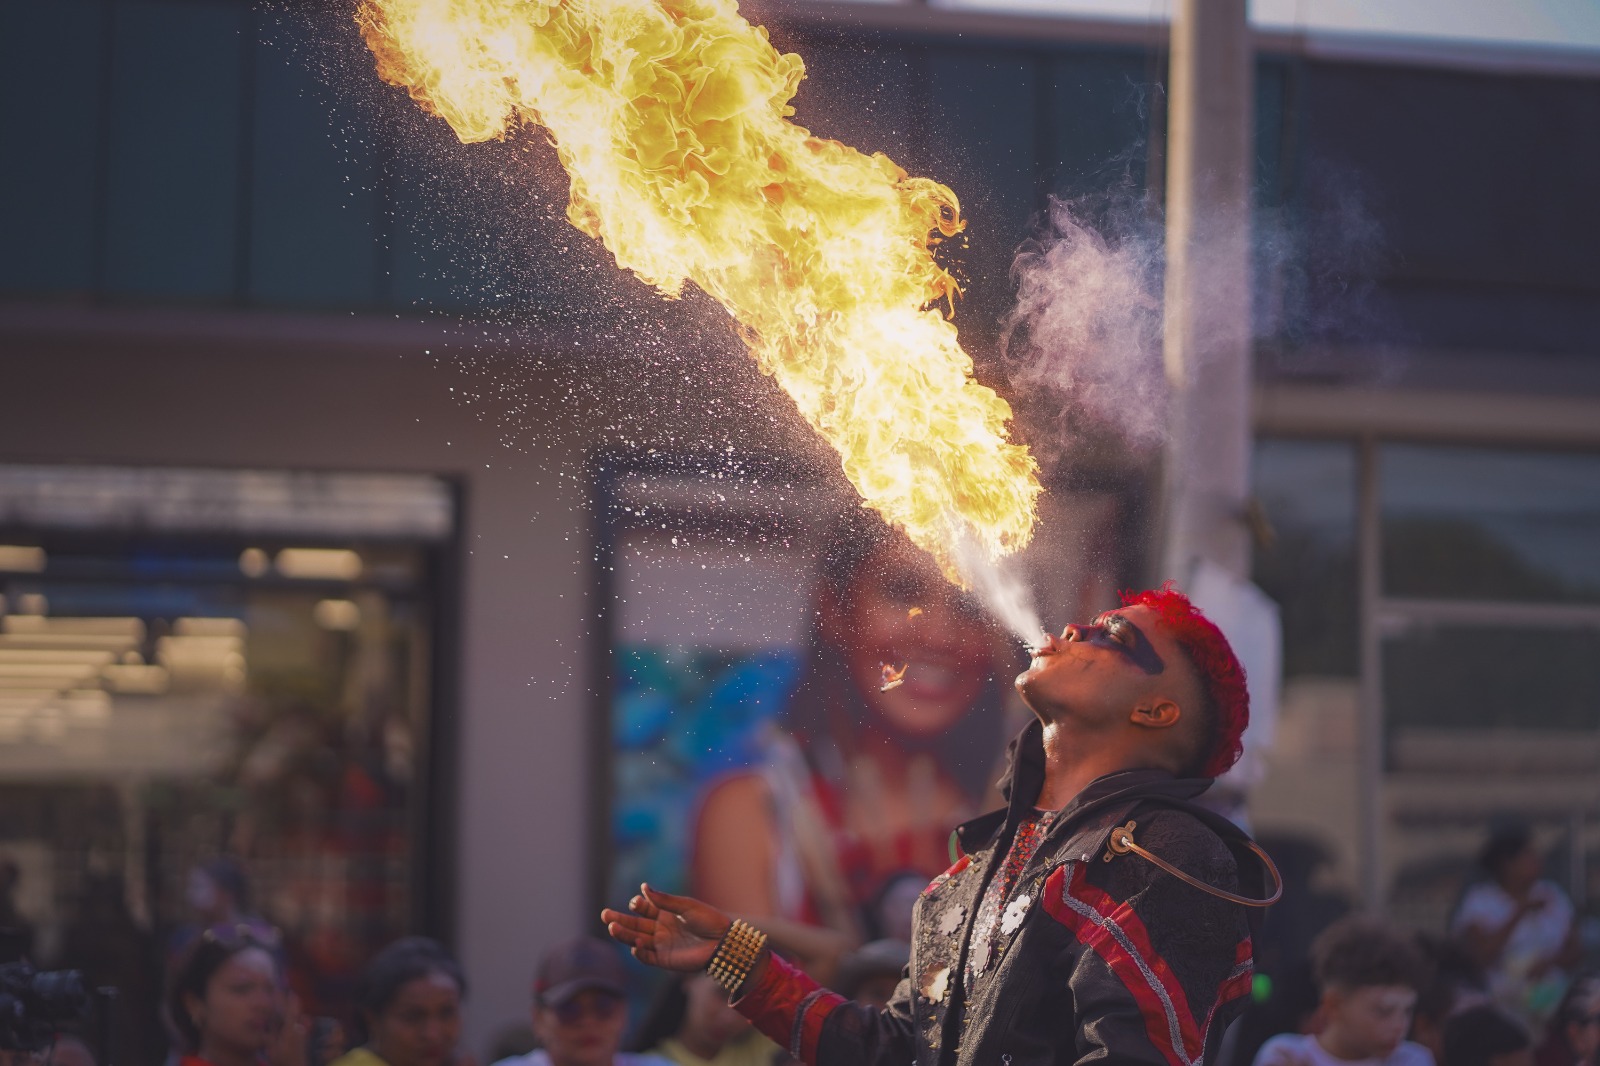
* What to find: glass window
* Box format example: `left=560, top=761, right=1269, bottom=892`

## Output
left=789, top=36, right=918, bottom=161
left=1381, top=444, right=1600, bottom=603
left=104, top=0, right=245, bottom=300
left=0, top=0, right=104, bottom=294
left=0, top=466, right=454, bottom=1066
left=926, top=47, right=1039, bottom=342
left=1383, top=624, right=1600, bottom=735
left=249, top=15, right=383, bottom=308
left=1252, top=438, right=1358, bottom=677
left=1045, top=49, right=1151, bottom=203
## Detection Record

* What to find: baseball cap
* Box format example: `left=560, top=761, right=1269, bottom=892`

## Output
left=534, top=936, right=628, bottom=1006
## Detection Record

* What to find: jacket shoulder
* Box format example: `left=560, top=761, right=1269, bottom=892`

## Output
left=1105, top=804, right=1243, bottom=898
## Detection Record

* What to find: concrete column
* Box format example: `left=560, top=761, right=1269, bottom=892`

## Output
left=1160, top=0, right=1254, bottom=583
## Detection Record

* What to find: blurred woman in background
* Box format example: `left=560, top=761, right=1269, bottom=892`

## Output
left=167, top=931, right=303, bottom=1066
left=329, top=937, right=467, bottom=1066
left=1453, top=823, right=1581, bottom=1024
left=691, top=510, right=1017, bottom=977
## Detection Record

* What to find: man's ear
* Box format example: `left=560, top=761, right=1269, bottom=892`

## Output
left=1130, top=699, right=1182, bottom=731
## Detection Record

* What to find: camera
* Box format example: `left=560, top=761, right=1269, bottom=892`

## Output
left=0, top=963, right=91, bottom=1052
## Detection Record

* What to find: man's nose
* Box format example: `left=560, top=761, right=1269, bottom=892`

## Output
left=1062, top=623, right=1087, bottom=642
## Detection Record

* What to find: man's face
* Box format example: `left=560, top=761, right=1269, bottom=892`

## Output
left=532, top=988, right=627, bottom=1066
left=1015, top=605, right=1197, bottom=748
left=1326, top=984, right=1417, bottom=1059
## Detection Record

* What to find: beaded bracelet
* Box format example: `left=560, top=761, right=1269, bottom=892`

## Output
left=706, top=918, right=768, bottom=997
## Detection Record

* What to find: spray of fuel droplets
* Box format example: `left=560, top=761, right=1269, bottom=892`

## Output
left=356, top=0, right=1041, bottom=603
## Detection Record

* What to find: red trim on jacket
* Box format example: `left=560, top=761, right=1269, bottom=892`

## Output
left=1042, top=863, right=1254, bottom=1066
left=731, top=951, right=846, bottom=1065
left=923, top=854, right=971, bottom=895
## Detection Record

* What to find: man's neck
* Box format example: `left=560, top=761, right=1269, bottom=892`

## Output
left=1034, top=720, right=1166, bottom=811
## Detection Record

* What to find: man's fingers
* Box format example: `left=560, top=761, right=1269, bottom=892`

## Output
left=599, top=907, right=637, bottom=927
left=606, top=919, right=653, bottom=949
left=605, top=912, right=655, bottom=937
left=607, top=924, right=642, bottom=948
left=640, top=882, right=697, bottom=913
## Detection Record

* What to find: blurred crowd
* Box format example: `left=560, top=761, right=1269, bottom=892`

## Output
left=1, top=810, right=1596, bottom=1066
left=1228, top=819, right=1597, bottom=1066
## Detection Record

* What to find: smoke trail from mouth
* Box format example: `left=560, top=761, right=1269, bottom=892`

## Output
left=953, top=538, right=1045, bottom=647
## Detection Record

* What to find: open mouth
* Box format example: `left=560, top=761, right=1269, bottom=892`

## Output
left=1030, top=631, right=1063, bottom=657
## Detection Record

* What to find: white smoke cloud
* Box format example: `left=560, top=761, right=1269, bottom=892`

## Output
left=999, top=197, right=1167, bottom=460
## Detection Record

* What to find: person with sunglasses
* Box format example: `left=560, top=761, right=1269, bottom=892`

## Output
left=167, top=929, right=304, bottom=1066
left=492, top=939, right=669, bottom=1066
left=606, top=585, right=1280, bottom=1066
left=1537, top=975, right=1600, bottom=1066
left=330, top=937, right=467, bottom=1066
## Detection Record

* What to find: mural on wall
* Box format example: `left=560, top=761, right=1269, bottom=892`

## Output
left=600, top=456, right=1128, bottom=974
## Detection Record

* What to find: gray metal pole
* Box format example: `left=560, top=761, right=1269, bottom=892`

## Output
left=1160, top=0, right=1254, bottom=583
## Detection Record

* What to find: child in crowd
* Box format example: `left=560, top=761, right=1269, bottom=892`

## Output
left=1253, top=917, right=1434, bottom=1066
left=1441, top=1005, right=1532, bottom=1066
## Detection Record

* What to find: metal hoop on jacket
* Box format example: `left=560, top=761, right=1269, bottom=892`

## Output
left=1103, top=820, right=1284, bottom=908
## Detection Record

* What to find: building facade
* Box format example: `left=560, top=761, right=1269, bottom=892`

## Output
left=2, top=0, right=1598, bottom=1055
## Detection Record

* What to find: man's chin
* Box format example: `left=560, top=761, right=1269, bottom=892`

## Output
left=1013, top=675, right=1050, bottom=718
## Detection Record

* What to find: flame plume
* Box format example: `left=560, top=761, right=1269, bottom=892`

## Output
left=357, top=0, right=1040, bottom=577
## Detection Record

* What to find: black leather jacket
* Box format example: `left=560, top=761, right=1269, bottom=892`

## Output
left=735, top=719, right=1270, bottom=1066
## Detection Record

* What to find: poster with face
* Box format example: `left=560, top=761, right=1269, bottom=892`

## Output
left=599, top=455, right=1128, bottom=961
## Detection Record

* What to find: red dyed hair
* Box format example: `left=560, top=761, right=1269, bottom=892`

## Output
left=1119, top=583, right=1248, bottom=779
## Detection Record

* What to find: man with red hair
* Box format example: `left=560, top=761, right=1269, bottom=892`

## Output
left=606, top=583, right=1277, bottom=1066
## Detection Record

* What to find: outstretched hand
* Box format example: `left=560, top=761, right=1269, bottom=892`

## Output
left=602, top=883, right=730, bottom=972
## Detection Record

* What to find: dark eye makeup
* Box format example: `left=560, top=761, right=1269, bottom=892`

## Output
left=1087, top=612, right=1164, bottom=675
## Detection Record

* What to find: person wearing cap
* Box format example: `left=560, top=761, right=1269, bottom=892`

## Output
left=491, top=938, right=671, bottom=1066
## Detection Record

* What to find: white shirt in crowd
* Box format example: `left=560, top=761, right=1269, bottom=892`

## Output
left=1451, top=878, right=1574, bottom=1002
left=1252, top=1033, right=1435, bottom=1066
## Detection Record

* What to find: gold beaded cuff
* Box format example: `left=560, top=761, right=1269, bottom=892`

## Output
left=706, top=919, right=768, bottom=997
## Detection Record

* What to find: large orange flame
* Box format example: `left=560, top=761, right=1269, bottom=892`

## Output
left=357, top=0, right=1040, bottom=578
